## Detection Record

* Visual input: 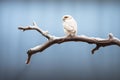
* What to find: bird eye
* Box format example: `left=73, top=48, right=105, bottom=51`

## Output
left=64, top=16, right=68, bottom=18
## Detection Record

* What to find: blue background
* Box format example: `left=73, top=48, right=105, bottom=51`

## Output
left=0, top=0, right=120, bottom=80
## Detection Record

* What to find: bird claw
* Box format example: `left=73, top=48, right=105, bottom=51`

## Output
left=67, top=34, right=75, bottom=38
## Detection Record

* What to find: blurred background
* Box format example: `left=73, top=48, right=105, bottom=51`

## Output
left=0, top=0, right=120, bottom=80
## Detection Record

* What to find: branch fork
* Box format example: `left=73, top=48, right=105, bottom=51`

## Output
left=18, top=22, right=120, bottom=64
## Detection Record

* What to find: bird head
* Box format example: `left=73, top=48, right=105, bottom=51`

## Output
left=62, top=15, right=72, bottom=21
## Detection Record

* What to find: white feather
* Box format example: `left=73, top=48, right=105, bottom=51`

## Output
left=62, top=15, right=77, bottom=36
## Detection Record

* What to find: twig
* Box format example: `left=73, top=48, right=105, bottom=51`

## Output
left=18, top=22, right=120, bottom=64
left=18, top=21, right=53, bottom=40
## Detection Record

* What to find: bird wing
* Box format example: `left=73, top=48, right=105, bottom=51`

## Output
left=63, top=22, right=74, bottom=32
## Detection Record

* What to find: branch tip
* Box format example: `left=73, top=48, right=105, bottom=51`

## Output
left=18, top=27, right=25, bottom=31
left=33, top=21, right=37, bottom=26
left=92, top=44, right=100, bottom=54
left=25, top=50, right=33, bottom=64
left=109, top=33, right=114, bottom=39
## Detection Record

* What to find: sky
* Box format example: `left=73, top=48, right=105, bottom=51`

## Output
left=0, top=0, right=120, bottom=80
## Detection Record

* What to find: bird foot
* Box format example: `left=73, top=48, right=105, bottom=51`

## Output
left=67, top=34, right=75, bottom=38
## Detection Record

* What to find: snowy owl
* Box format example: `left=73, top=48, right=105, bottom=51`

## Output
left=62, top=15, right=77, bottom=36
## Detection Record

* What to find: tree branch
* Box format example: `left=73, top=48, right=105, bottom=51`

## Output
left=18, top=21, right=54, bottom=40
left=18, top=22, right=120, bottom=64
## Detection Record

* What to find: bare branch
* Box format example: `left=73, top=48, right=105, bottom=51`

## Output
left=18, top=22, right=120, bottom=64
left=18, top=21, right=54, bottom=40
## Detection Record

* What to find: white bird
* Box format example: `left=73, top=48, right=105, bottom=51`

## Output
left=62, top=15, right=77, bottom=37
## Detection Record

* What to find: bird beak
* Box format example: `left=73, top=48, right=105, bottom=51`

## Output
left=63, top=18, right=65, bottom=21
